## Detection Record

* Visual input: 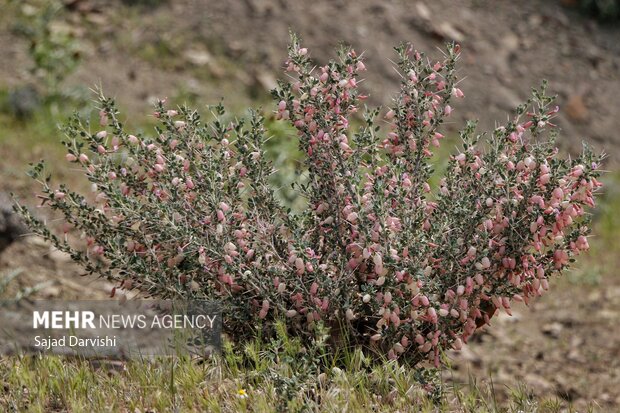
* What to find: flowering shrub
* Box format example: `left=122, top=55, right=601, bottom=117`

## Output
left=16, top=35, right=603, bottom=367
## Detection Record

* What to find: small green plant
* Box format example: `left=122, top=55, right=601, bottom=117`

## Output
left=12, top=0, right=81, bottom=98
left=0, top=268, right=52, bottom=301
left=0, top=269, right=23, bottom=297
left=1, top=345, right=581, bottom=412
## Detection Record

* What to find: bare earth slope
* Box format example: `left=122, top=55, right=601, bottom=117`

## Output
left=1, top=0, right=619, bottom=160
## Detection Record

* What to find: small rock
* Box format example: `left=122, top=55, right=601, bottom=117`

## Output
left=541, top=322, right=563, bottom=338
left=85, top=12, right=108, bottom=26
left=528, top=14, right=543, bottom=28
left=48, top=247, right=72, bottom=263
left=41, top=284, right=62, bottom=298
left=88, top=359, right=126, bottom=372
left=255, top=71, right=277, bottom=92
left=567, top=348, right=583, bottom=362
left=599, top=310, right=618, bottom=320
left=183, top=49, right=212, bottom=66
left=501, top=32, right=520, bottom=54
left=415, top=3, right=431, bottom=21
left=494, top=310, right=521, bottom=323
left=587, top=290, right=602, bottom=302
left=495, top=86, right=523, bottom=112
left=570, top=336, right=584, bottom=348
left=525, top=374, right=553, bottom=393
left=25, top=236, right=48, bottom=247
left=456, top=344, right=482, bottom=366
left=565, top=95, right=589, bottom=123
left=7, top=85, right=41, bottom=119
left=434, top=22, right=465, bottom=42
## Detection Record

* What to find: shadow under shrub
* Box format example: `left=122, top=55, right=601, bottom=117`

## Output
left=15, top=34, right=603, bottom=371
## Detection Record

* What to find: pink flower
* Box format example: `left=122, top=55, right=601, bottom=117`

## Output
left=553, top=249, right=569, bottom=268
left=420, top=295, right=430, bottom=306
left=183, top=177, right=194, bottom=190
left=575, top=235, right=589, bottom=251
left=295, top=258, right=306, bottom=274
left=408, top=70, right=418, bottom=83
left=452, top=87, right=464, bottom=98
left=453, top=338, right=463, bottom=350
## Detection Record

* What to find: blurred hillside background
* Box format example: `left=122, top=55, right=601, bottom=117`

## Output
left=0, top=0, right=619, bottom=410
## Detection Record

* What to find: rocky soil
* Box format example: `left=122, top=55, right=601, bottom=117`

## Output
left=3, top=0, right=618, bottom=161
